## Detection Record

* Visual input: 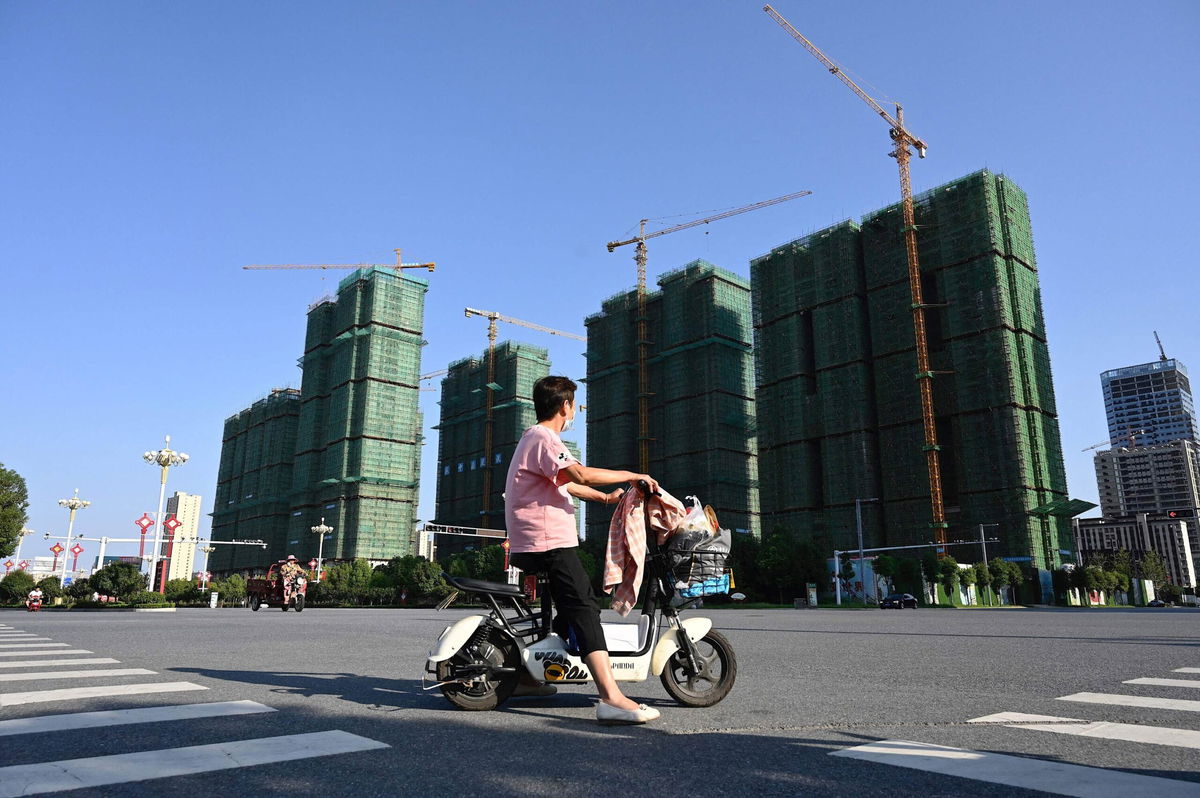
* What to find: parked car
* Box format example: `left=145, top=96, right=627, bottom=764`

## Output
left=1147, top=599, right=1168, bottom=608
left=880, top=593, right=918, bottom=609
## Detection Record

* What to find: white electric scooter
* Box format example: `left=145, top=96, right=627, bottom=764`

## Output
left=424, top=482, right=736, bottom=710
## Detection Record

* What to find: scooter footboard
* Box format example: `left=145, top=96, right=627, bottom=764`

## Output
left=651, top=617, right=713, bottom=676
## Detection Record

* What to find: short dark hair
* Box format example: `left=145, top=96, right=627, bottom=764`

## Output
left=533, top=376, right=576, bottom=421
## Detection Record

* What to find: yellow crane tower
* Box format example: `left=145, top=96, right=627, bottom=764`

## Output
left=763, top=5, right=948, bottom=545
left=463, top=307, right=587, bottom=527
left=243, top=248, right=435, bottom=273
left=606, top=189, right=812, bottom=473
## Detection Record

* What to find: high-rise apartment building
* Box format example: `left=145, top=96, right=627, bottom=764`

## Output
left=211, top=389, right=301, bottom=573
left=1102, top=359, right=1198, bottom=447
left=1095, top=440, right=1200, bottom=519
left=585, top=260, right=759, bottom=542
left=434, top=341, right=554, bottom=528
left=752, top=170, right=1071, bottom=575
left=164, top=491, right=202, bottom=581
left=211, top=267, right=427, bottom=572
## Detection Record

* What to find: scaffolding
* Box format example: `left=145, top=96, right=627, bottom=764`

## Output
left=434, top=341, right=555, bottom=528
left=752, top=170, right=1070, bottom=570
left=586, top=260, right=760, bottom=540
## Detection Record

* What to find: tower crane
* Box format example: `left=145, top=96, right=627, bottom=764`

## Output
left=1082, top=429, right=1146, bottom=453
left=763, top=5, right=948, bottom=546
left=420, top=370, right=449, bottom=392
left=463, top=307, right=586, bottom=527
left=1154, top=331, right=1168, bottom=362
left=243, top=248, right=435, bottom=273
left=606, top=189, right=812, bottom=473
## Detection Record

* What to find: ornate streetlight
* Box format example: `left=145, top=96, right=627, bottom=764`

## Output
left=199, top=545, right=216, bottom=588
left=143, top=435, right=188, bottom=593
left=311, top=518, right=333, bottom=582
left=13, top=527, right=35, bottom=562
left=57, top=490, right=91, bottom=584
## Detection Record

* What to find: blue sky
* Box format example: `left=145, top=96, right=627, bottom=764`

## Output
left=2, top=1, right=1197, bottom=561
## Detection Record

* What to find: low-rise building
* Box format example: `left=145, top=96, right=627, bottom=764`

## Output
left=1074, top=513, right=1196, bottom=588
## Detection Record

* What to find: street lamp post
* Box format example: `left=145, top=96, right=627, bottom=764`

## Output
left=855, top=497, right=880, bottom=606
left=311, top=518, right=333, bottom=582
left=199, top=546, right=215, bottom=588
left=978, top=523, right=1000, bottom=606
left=143, top=435, right=189, bottom=593
left=57, top=489, right=90, bottom=584
left=14, top=527, right=35, bottom=562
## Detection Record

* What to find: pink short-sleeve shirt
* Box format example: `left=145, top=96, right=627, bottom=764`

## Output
left=504, top=425, right=578, bottom=553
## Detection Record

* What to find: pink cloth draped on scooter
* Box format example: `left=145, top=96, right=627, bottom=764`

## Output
left=603, top=488, right=687, bottom=616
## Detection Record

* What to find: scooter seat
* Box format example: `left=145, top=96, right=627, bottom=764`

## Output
left=446, top=575, right=525, bottom=597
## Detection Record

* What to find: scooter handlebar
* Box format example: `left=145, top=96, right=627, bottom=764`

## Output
left=635, top=479, right=661, bottom=497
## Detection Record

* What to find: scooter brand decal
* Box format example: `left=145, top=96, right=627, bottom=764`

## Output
left=611, top=661, right=635, bottom=670
left=534, top=651, right=588, bottom=680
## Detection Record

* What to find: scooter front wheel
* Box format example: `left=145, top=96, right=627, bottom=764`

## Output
left=437, top=628, right=520, bottom=711
left=661, top=629, right=737, bottom=707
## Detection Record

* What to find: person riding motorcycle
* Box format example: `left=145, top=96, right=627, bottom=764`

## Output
left=26, top=587, right=44, bottom=610
left=278, top=555, right=305, bottom=603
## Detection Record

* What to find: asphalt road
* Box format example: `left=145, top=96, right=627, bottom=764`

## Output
left=1, top=605, right=1198, bottom=796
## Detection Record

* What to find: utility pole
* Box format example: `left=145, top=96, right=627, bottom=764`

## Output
left=856, top=497, right=879, bottom=605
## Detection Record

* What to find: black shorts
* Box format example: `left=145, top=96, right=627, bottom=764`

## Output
left=509, top=547, right=607, bottom=656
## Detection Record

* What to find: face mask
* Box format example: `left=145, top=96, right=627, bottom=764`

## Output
left=562, top=404, right=575, bottom=432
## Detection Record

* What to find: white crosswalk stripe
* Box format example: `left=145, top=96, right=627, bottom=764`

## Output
left=0, top=658, right=119, bottom=669
left=0, top=639, right=54, bottom=645
left=0, top=730, right=390, bottom=797
left=1174, top=668, right=1200, bottom=674
left=831, top=739, right=1200, bottom=797
left=0, top=668, right=156, bottom=683
left=0, top=700, right=276, bottom=737
left=969, top=711, right=1200, bottom=750
left=0, top=681, right=207, bottom=707
left=1126, top=677, right=1200, bottom=689
left=0, top=631, right=392, bottom=794
left=1058, top=692, right=1200, bottom=712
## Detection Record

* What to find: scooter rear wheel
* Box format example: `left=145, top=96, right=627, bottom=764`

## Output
left=294, top=595, right=305, bottom=612
left=661, top=629, right=736, bottom=707
left=437, top=628, right=520, bottom=711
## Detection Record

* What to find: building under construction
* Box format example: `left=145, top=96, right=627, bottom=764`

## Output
left=210, top=389, right=301, bottom=573
left=211, top=267, right=428, bottom=572
left=436, top=341, right=552, bottom=527
left=752, top=169, right=1071, bottom=572
left=585, top=260, right=759, bottom=541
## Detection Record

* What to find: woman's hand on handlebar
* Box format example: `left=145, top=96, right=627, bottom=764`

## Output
left=633, top=474, right=660, bottom=495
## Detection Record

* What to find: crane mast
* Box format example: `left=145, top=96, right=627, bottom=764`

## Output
left=463, top=307, right=586, bottom=527
left=607, top=189, right=812, bottom=473
left=764, top=5, right=947, bottom=545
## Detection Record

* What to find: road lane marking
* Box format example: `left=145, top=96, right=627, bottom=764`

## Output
left=0, top=639, right=53, bottom=644
left=0, top=730, right=390, bottom=796
left=0, top=682, right=206, bottom=707
left=1175, top=668, right=1200, bottom=674
left=969, top=712, right=1200, bottom=750
left=0, top=668, right=155, bottom=682
left=0, top=658, right=119, bottom=669
left=0, top=700, right=276, bottom=737
left=1058, top=693, right=1200, bottom=712
left=0, top=642, right=59, bottom=647
left=0, top=650, right=92, bottom=658
left=830, top=739, right=1200, bottom=797
left=1126, top=677, right=1200, bottom=689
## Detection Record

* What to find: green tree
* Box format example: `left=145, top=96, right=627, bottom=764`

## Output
left=67, top=577, right=93, bottom=601
left=988, top=557, right=1016, bottom=600
left=324, top=559, right=374, bottom=602
left=973, top=562, right=992, bottom=604
left=163, top=578, right=198, bottom=603
left=37, top=576, right=63, bottom=601
left=728, top=532, right=763, bottom=600
left=408, top=559, right=449, bottom=602
left=91, top=562, right=147, bottom=599
left=472, top=545, right=506, bottom=583
left=872, top=554, right=898, bottom=594
left=937, top=556, right=960, bottom=602
left=0, top=464, right=29, bottom=558
left=894, top=557, right=924, bottom=599
left=1137, top=551, right=1170, bottom=590
left=211, top=573, right=246, bottom=603
left=0, top=569, right=35, bottom=604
